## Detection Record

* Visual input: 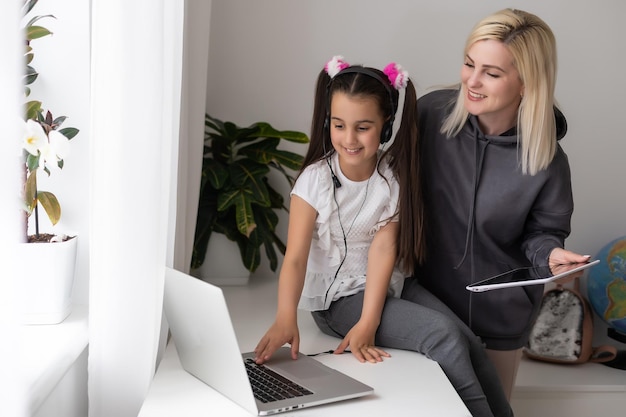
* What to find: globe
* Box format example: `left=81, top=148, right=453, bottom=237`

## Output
left=587, top=236, right=626, bottom=337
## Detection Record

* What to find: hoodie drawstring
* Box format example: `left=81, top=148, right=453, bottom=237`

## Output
left=454, top=135, right=489, bottom=271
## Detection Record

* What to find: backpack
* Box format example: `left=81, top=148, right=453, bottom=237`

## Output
left=523, top=277, right=617, bottom=364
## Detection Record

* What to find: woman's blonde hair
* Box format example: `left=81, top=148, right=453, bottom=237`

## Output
left=442, top=8, right=558, bottom=175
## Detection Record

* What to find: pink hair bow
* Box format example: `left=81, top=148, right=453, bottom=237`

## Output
left=325, top=55, right=350, bottom=78
left=383, top=62, right=409, bottom=90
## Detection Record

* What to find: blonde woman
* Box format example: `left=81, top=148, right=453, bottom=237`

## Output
left=410, top=8, right=590, bottom=399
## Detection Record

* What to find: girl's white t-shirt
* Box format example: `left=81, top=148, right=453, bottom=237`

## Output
left=292, top=153, right=405, bottom=311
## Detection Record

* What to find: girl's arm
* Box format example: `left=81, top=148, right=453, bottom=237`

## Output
left=254, top=195, right=316, bottom=363
left=334, top=220, right=399, bottom=363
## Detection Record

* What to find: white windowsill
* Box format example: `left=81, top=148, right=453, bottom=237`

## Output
left=21, top=304, right=89, bottom=413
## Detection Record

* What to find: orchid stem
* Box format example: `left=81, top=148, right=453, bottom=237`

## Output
left=34, top=202, right=40, bottom=237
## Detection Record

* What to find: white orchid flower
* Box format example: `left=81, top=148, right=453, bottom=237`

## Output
left=48, top=130, right=70, bottom=160
left=39, top=130, right=70, bottom=171
left=22, top=119, right=48, bottom=156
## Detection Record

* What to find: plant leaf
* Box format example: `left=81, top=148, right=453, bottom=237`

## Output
left=27, top=25, right=53, bottom=41
left=26, top=153, right=40, bottom=172
left=208, top=134, right=233, bottom=163
left=239, top=139, right=305, bottom=171
left=25, top=101, right=42, bottom=120
left=44, top=110, right=53, bottom=126
left=204, top=158, right=229, bottom=189
left=24, top=65, right=38, bottom=85
left=52, top=115, right=67, bottom=126
left=24, top=73, right=38, bottom=86
left=190, top=200, right=218, bottom=269
left=229, top=160, right=270, bottom=198
left=255, top=209, right=286, bottom=272
left=24, top=171, right=38, bottom=214
left=262, top=232, right=279, bottom=271
left=270, top=149, right=305, bottom=171
left=205, top=114, right=226, bottom=135
left=217, top=211, right=243, bottom=240
left=23, top=0, right=39, bottom=15
left=59, top=127, right=79, bottom=140
left=254, top=122, right=310, bottom=144
left=37, top=191, right=61, bottom=225
left=242, top=235, right=262, bottom=272
left=217, top=189, right=257, bottom=237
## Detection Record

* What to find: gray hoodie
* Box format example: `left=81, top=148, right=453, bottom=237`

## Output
left=415, top=88, right=573, bottom=350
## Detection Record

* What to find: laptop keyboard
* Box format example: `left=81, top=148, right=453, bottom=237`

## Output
left=244, top=358, right=314, bottom=403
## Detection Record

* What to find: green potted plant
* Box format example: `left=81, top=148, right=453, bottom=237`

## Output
left=19, top=0, right=80, bottom=324
left=22, top=0, right=79, bottom=241
left=191, top=114, right=309, bottom=280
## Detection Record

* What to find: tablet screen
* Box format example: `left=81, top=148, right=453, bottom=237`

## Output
left=466, top=260, right=600, bottom=292
left=472, top=265, right=552, bottom=286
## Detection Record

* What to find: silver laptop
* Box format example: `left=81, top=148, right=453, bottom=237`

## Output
left=163, top=267, right=374, bottom=415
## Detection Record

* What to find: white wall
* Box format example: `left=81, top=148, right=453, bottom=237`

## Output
left=205, top=0, right=626, bottom=276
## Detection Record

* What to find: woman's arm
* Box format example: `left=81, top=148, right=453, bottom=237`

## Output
left=522, top=149, right=575, bottom=265
left=334, top=220, right=399, bottom=363
left=254, top=196, right=316, bottom=363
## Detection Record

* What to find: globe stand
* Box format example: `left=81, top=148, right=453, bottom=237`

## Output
left=601, top=328, right=626, bottom=370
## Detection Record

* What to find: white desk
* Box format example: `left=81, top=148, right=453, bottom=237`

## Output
left=139, top=275, right=471, bottom=416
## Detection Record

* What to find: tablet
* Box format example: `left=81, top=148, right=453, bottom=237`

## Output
left=465, top=259, right=600, bottom=292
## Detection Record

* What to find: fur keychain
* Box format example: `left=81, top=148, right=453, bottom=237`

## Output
left=524, top=277, right=617, bottom=364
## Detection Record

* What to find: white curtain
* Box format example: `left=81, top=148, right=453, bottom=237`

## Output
left=159, top=0, right=212, bottom=368
left=1, top=2, right=28, bottom=415
left=88, top=0, right=185, bottom=415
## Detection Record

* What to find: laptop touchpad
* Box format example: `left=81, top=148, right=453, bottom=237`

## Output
left=273, top=360, right=332, bottom=380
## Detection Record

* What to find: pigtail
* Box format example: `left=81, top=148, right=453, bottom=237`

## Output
left=389, top=79, right=426, bottom=272
left=300, top=69, right=332, bottom=176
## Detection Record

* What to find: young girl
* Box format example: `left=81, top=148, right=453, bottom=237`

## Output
left=254, top=56, right=512, bottom=417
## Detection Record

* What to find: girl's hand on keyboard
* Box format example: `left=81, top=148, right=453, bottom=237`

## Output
left=254, top=318, right=300, bottom=364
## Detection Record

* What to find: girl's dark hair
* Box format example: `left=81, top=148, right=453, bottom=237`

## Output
left=302, top=66, right=425, bottom=271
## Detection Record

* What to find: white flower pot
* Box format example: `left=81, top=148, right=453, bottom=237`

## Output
left=18, top=235, right=78, bottom=324
left=191, top=233, right=250, bottom=286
